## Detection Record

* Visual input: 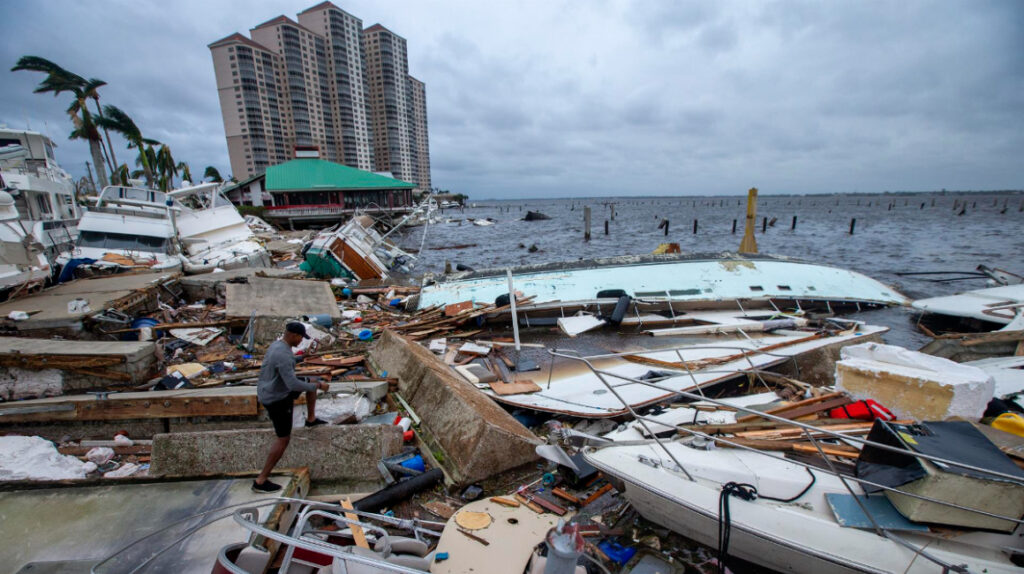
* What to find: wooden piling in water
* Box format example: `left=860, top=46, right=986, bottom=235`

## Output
left=732, top=219, right=737, bottom=234
left=849, top=218, right=856, bottom=234
left=693, top=219, right=698, bottom=234
left=791, top=215, right=797, bottom=230
left=604, top=220, right=609, bottom=235
left=762, top=217, right=767, bottom=233
left=584, top=206, right=591, bottom=241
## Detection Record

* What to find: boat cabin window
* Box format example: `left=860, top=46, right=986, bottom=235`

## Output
left=35, top=194, right=52, bottom=216
left=749, top=285, right=764, bottom=291
left=77, top=230, right=170, bottom=253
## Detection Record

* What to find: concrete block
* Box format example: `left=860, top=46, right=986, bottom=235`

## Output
left=836, top=342, right=995, bottom=421
left=0, top=338, right=157, bottom=398
left=149, top=424, right=402, bottom=482
left=179, top=267, right=302, bottom=301
left=225, top=277, right=340, bottom=343
left=371, top=330, right=540, bottom=484
left=330, top=380, right=389, bottom=402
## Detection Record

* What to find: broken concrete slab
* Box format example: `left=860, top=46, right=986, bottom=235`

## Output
left=225, top=277, right=341, bottom=343
left=149, top=424, right=402, bottom=484
left=0, top=272, right=178, bottom=338
left=179, top=267, right=303, bottom=301
left=0, top=338, right=157, bottom=399
left=371, top=330, right=540, bottom=484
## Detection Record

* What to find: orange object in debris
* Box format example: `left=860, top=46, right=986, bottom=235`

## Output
left=993, top=413, right=1024, bottom=438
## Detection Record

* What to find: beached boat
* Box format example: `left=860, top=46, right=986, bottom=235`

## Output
left=412, top=252, right=908, bottom=314
left=0, top=127, right=82, bottom=256
left=0, top=190, right=50, bottom=298
left=301, top=214, right=415, bottom=281
left=913, top=284, right=1024, bottom=330
left=553, top=348, right=1024, bottom=573
left=584, top=438, right=1024, bottom=573
left=61, top=183, right=269, bottom=277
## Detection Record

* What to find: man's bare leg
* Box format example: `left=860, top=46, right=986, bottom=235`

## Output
left=255, top=436, right=290, bottom=484
left=305, top=390, right=318, bottom=423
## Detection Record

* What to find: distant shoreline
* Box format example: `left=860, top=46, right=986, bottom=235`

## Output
left=468, top=189, right=1024, bottom=202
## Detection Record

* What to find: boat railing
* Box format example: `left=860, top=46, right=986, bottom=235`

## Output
left=551, top=345, right=1024, bottom=573
left=90, top=496, right=444, bottom=574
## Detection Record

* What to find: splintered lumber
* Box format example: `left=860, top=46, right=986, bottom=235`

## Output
left=488, top=380, right=541, bottom=396
left=489, top=496, right=520, bottom=508
left=513, top=493, right=545, bottom=514
left=736, top=392, right=847, bottom=423
left=791, top=443, right=861, bottom=458
left=341, top=497, right=370, bottom=549
left=734, top=420, right=913, bottom=440
left=551, top=488, right=581, bottom=505
left=680, top=417, right=872, bottom=436
left=624, top=333, right=823, bottom=372
left=716, top=437, right=861, bottom=458
left=582, top=483, right=614, bottom=506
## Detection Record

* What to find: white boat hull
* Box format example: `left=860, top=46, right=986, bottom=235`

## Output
left=913, top=284, right=1024, bottom=326
left=585, top=443, right=1023, bottom=574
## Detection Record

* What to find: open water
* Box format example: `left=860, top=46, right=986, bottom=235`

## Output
left=395, top=192, right=1024, bottom=349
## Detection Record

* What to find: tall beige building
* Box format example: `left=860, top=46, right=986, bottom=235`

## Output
left=362, top=25, right=413, bottom=185
left=408, top=76, right=431, bottom=190
left=209, top=1, right=430, bottom=189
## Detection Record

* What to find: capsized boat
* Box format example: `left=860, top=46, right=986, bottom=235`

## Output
left=411, top=252, right=909, bottom=314
left=479, top=318, right=888, bottom=418
left=172, top=183, right=270, bottom=274
left=301, top=213, right=416, bottom=281
left=913, top=283, right=1024, bottom=330
left=0, top=190, right=50, bottom=298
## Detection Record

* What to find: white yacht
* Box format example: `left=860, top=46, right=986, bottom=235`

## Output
left=62, top=182, right=269, bottom=278
left=0, top=127, right=81, bottom=256
left=0, top=190, right=50, bottom=298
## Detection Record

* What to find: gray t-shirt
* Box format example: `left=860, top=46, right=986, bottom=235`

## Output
left=257, top=340, right=317, bottom=405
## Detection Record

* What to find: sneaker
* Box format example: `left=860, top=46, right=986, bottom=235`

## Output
left=305, top=418, right=328, bottom=428
left=252, top=479, right=282, bottom=493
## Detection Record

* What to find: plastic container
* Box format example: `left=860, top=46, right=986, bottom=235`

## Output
left=597, top=541, right=637, bottom=565
left=342, top=288, right=353, bottom=298
left=302, top=314, right=333, bottom=328
left=399, top=454, right=425, bottom=473
left=357, top=329, right=373, bottom=341
left=124, top=317, right=160, bottom=341
left=396, top=417, right=413, bottom=432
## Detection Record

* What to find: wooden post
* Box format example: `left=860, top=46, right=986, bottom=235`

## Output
left=664, top=219, right=670, bottom=236
left=791, top=215, right=797, bottom=230
left=693, top=219, right=698, bottom=234
left=584, top=206, right=591, bottom=241
left=849, top=218, right=856, bottom=234
left=762, top=216, right=767, bottom=233
left=604, top=220, right=609, bottom=235
left=739, top=187, right=758, bottom=253
left=732, top=219, right=737, bottom=234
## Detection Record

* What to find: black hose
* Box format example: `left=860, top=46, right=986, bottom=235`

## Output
left=353, top=468, right=443, bottom=513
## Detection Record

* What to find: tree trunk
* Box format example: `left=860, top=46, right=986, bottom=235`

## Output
left=90, top=139, right=109, bottom=188
left=92, top=97, right=118, bottom=171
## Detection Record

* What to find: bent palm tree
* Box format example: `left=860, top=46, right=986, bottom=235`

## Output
left=176, top=162, right=192, bottom=185
left=95, top=105, right=156, bottom=188
left=203, top=166, right=223, bottom=183
left=12, top=56, right=111, bottom=187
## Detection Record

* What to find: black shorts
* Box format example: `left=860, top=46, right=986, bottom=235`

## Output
left=263, top=391, right=301, bottom=438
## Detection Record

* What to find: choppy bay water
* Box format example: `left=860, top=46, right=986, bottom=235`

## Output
left=395, top=192, right=1024, bottom=349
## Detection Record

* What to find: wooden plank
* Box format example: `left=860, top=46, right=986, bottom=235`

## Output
left=444, top=301, right=475, bottom=317
left=341, top=497, right=370, bottom=549
left=489, top=380, right=541, bottom=396
left=489, top=496, right=520, bottom=508
left=0, top=394, right=259, bottom=423
left=791, top=443, right=861, bottom=458
left=736, top=391, right=845, bottom=423
left=582, top=483, right=614, bottom=506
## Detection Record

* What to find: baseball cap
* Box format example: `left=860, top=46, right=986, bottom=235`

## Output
left=285, top=322, right=310, bottom=339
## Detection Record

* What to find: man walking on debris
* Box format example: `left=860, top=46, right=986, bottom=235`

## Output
left=253, top=322, right=329, bottom=493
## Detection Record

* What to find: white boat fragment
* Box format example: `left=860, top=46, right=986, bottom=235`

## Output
left=557, top=313, right=606, bottom=337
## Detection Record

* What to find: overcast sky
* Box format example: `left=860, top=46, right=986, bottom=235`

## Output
left=2, top=1, right=1021, bottom=198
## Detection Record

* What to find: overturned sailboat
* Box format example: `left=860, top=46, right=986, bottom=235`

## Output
left=411, top=252, right=908, bottom=318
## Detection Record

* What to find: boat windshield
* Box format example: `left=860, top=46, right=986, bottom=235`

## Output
left=77, top=230, right=170, bottom=253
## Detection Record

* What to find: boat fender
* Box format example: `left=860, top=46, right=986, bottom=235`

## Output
left=607, top=295, right=632, bottom=325
left=495, top=294, right=510, bottom=307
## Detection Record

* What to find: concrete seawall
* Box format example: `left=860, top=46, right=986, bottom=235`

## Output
left=371, top=329, right=540, bottom=484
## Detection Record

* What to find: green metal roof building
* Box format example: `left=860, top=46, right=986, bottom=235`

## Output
left=224, top=156, right=416, bottom=225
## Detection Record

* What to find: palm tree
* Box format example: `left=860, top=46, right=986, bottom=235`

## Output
left=95, top=105, right=157, bottom=188
left=11, top=56, right=111, bottom=187
left=203, top=166, right=223, bottom=183
left=155, top=144, right=177, bottom=191
left=176, top=162, right=192, bottom=184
